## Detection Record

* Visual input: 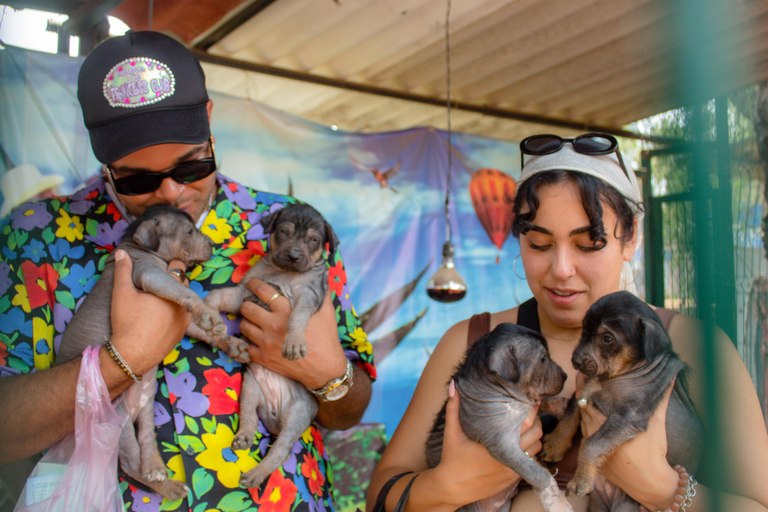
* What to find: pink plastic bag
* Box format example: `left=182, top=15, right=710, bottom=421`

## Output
left=14, top=346, right=128, bottom=512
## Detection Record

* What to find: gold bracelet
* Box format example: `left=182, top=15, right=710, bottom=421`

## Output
left=104, top=336, right=142, bottom=383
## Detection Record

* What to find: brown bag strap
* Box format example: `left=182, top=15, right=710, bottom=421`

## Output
left=654, top=307, right=678, bottom=331
left=467, top=312, right=491, bottom=349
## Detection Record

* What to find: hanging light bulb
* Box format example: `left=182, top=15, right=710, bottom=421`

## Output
left=426, top=240, right=467, bottom=302
left=427, top=0, right=466, bottom=303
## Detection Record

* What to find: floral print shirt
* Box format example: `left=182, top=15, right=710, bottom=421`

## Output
left=0, top=174, right=376, bottom=512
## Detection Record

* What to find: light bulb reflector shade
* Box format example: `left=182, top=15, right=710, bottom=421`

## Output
left=426, top=249, right=467, bottom=303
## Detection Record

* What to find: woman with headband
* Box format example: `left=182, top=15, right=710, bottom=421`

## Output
left=367, top=133, right=768, bottom=512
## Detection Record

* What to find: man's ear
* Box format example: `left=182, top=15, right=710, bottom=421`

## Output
left=206, top=99, right=214, bottom=123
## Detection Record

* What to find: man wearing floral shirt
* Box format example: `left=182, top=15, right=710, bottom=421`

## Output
left=0, top=31, right=375, bottom=511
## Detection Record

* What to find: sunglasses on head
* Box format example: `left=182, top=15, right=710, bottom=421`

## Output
left=107, top=143, right=217, bottom=196
left=519, top=133, right=629, bottom=179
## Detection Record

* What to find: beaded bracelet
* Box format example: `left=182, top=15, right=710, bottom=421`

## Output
left=638, top=465, right=698, bottom=512
left=104, top=336, right=142, bottom=383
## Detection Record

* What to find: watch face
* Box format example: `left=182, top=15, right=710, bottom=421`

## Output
left=325, top=384, right=349, bottom=401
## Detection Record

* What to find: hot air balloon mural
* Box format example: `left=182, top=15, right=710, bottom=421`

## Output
left=469, top=168, right=517, bottom=263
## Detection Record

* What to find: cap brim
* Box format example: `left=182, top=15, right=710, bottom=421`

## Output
left=89, top=102, right=210, bottom=163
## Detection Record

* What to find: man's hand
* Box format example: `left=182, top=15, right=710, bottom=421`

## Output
left=239, top=277, right=347, bottom=389
left=104, top=250, right=191, bottom=391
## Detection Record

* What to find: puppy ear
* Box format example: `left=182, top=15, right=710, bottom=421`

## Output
left=325, top=221, right=340, bottom=256
left=133, top=218, right=160, bottom=252
left=639, top=316, right=672, bottom=360
left=260, top=208, right=283, bottom=234
left=489, top=342, right=520, bottom=383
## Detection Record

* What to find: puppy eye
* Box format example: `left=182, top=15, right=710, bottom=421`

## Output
left=601, top=334, right=614, bottom=344
left=540, top=355, right=547, bottom=363
left=187, top=228, right=194, bottom=235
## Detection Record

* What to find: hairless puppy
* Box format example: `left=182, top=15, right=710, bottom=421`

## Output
left=56, top=204, right=227, bottom=500
left=541, top=291, right=704, bottom=512
left=426, top=323, right=573, bottom=512
left=196, top=202, right=339, bottom=488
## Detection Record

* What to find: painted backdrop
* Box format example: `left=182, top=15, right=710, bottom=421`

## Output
left=0, top=46, right=532, bottom=438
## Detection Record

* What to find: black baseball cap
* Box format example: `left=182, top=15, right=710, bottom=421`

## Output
left=77, top=31, right=210, bottom=164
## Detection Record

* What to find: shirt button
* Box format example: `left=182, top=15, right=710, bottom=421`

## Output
left=186, top=446, right=195, bottom=456
left=167, top=363, right=178, bottom=372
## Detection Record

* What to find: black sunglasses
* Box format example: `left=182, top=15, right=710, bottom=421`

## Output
left=519, top=133, right=629, bottom=179
left=108, top=144, right=217, bottom=196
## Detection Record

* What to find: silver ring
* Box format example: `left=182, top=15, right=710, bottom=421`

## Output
left=577, top=397, right=588, bottom=409
left=524, top=450, right=530, bottom=458
left=266, top=292, right=280, bottom=307
left=168, top=268, right=186, bottom=281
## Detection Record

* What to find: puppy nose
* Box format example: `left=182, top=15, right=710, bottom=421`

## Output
left=288, top=248, right=302, bottom=262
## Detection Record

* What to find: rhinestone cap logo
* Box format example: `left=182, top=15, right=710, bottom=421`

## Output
left=103, top=58, right=175, bottom=108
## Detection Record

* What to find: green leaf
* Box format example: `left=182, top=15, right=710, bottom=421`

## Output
left=197, top=267, right=215, bottom=281
left=85, top=218, right=99, bottom=238
left=216, top=201, right=233, bottom=220
left=193, top=503, right=210, bottom=512
left=203, top=256, right=232, bottom=269
left=178, top=435, right=205, bottom=453
left=196, top=356, right=212, bottom=366
left=54, top=290, right=75, bottom=310
left=216, top=491, right=252, bottom=512
left=161, top=442, right=181, bottom=453
left=175, top=357, right=190, bottom=374
left=211, top=266, right=234, bottom=285
left=192, top=467, right=215, bottom=499
left=201, top=416, right=217, bottom=434
left=13, top=230, right=28, bottom=249
left=41, top=227, right=55, bottom=244
left=8, top=357, right=30, bottom=373
left=185, top=416, right=200, bottom=434
left=159, top=498, right=184, bottom=511
left=0, top=295, right=11, bottom=315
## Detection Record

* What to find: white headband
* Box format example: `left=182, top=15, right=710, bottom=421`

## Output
left=519, top=143, right=643, bottom=221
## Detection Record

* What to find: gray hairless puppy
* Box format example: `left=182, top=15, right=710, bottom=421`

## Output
left=426, top=323, right=573, bottom=512
left=199, top=202, right=339, bottom=488
left=540, top=291, right=704, bottom=512
left=56, top=204, right=227, bottom=500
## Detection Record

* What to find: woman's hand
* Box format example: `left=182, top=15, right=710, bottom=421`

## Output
left=431, top=380, right=543, bottom=507
left=576, top=373, right=679, bottom=510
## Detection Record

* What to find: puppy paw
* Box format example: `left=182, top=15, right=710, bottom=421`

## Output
left=155, top=480, right=189, bottom=501
left=282, top=337, right=308, bottom=360
left=540, top=434, right=570, bottom=463
left=222, top=336, right=251, bottom=363
left=232, top=433, right=254, bottom=451
left=141, top=454, right=168, bottom=483
left=239, top=466, right=269, bottom=489
left=565, top=476, right=594, bottom=498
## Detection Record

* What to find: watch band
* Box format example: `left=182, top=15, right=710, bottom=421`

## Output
left=311, top=359, right=354, bottom=402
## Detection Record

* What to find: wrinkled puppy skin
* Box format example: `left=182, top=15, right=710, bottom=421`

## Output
left=541, top=291, right=704, bottom=512
left=56, top=204, right=225, bottom=500
left=426, top=323, right=573, bottom=512
left=201, top=202, right=338, bottom=361
left=201, top=202, right=338, bottom=489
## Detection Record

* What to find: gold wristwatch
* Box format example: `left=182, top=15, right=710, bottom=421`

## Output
left=311, top=360, right=354, bottom=402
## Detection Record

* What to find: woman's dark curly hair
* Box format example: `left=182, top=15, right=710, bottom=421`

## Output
left=511, top=170, right=644, bottom=246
